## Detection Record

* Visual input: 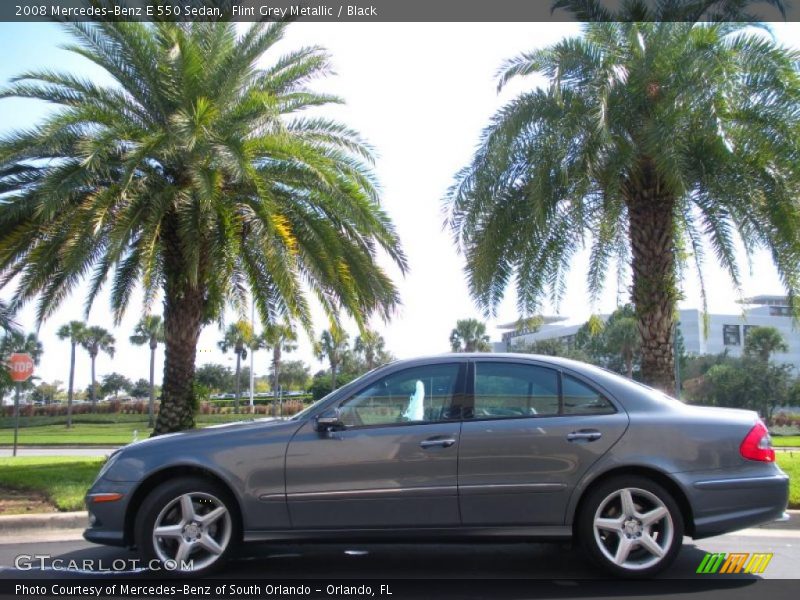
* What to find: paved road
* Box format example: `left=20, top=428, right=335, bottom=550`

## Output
left=0, top=529, right=796, bottom=580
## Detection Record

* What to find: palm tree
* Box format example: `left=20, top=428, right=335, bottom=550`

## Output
left=450, top=319, right=491, bottom=352
left=445, top=21, right=800, bottom=391
left=0, top=331, right=43, bottom=364
left=551, top=0, right=789, bottom=22
left=218, top=320, right=255, bottom=414
left=260, top=323, right=297, bottom=397
left=354, top=329, right=385, bottom=371
left=314, top=329, right=349, bottom=391
left=80, top=326, right=115, bottom=410
left=744, top=326, right=788, bottom=363
left=0, top=21, right=406, bottom=434
left=130, top=315, right=165, bottom=427
left=0, top=300, right=16, bottom=333
left=56, top=321, right=86, bottom=428
left=0, top=330, right=44, bottom=405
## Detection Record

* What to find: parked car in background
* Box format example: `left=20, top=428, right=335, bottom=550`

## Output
left=84, top=354, right=788, bottom=577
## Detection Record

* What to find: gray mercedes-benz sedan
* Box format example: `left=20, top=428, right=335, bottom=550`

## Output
left=84, top=354, right=789, bottom=577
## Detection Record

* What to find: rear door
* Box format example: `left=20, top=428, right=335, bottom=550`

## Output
left=458, top=358, right=629, bottom=526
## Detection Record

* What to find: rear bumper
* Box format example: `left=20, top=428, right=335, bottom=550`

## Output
left=683, top=472, right=789, bottom=539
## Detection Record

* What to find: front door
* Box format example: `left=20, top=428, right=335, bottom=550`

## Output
left=458, top=359, right=629, bottom=526
left=285, top=362, right=466, bottom=529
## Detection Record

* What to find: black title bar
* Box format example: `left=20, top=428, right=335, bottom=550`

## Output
left=2, top=578, right=800, bottom=600
left=3, top=0, right=798, bottom=22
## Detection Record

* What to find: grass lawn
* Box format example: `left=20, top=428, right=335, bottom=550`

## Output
left=0, top=423, right=147, bottom=445
left=0, top=456, right=103, bottom=512
left=777, top=452, right=799, bottom=509
left=773, top=435, right=800, bottom=447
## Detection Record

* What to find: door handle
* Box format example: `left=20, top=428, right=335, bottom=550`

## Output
left=420, top=438, right=457, bottom=449
left=567, top=430, right=602, bottom=442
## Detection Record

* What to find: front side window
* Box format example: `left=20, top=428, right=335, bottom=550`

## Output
left=338, top=363, right=462, bottom=427
left=474, top=362, right=559, bottom=418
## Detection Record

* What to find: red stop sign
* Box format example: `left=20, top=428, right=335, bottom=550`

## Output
left=7, top=353, right=34, bottom=382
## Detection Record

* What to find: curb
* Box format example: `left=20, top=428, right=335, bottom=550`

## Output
left=0, top=511, right=87, bottom=535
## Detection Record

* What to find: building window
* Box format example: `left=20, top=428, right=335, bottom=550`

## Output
left=769, top=306, right=791, bottom=317
left=723, top=324, right=741, bottom=346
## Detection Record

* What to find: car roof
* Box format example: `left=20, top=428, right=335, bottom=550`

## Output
left=386, top=352, right=595, bottom=368
left=381, top=353, right=666, bottom=412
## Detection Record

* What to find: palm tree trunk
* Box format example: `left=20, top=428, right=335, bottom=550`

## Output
left=235, top=353, right=241, bottom=414
left=331, top=362, right=338, bottom=391
left=626, top=178, right=677, bottom=392
left=273, top=346, right=281, bottom=397
left=90, top=354, right=97, bottom=411
left=154, top=217, right=204, bottom=435
left=154, top=288, right=202, bottom=434
left=148, top=343, right=156, bottom=428
left=66, top=341, right=76, bottom=429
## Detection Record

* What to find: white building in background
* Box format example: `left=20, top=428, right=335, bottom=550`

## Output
left=496, top=295, right=800, bottom=371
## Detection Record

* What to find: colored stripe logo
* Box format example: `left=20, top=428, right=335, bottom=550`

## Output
left=696, top=552, right=773, bottom=574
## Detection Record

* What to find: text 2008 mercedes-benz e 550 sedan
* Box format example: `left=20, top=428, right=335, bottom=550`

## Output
left=84, top=354, right=789, bottom=577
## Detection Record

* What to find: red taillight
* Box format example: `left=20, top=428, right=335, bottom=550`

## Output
left=740, top=421, right=775, bottom=462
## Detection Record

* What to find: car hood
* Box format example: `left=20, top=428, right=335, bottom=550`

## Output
left=120, top=417, right=297, bottom=452
left=100, top=417, right=305, bottom=483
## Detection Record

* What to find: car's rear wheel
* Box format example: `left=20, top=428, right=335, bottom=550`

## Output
left=135, top=477, right=239, bottom=575
left=578, top=476, right=684, bottom=577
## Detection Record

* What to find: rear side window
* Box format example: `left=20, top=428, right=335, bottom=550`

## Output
left=562, top=375, right=616, bottom=415
left=474, top=363, right=559, bottom=418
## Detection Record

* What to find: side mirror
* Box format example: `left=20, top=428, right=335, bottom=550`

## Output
left=315, top=408, right=344, bottom=433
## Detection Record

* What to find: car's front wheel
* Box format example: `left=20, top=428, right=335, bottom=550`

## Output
left=578, top=476, right=684, bottom=577
left=135, top=477, right=239, bottom=575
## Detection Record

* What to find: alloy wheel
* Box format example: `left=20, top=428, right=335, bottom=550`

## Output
left=592, top=486, right=674, bottom=571
left=151, top=491, right=232, bottom=572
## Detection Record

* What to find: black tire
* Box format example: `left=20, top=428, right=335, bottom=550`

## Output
left=135, top=476, right=241, bottom=576
left=578, top=475, right=684, bottom=578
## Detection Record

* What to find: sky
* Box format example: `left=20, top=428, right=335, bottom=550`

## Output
left=1, top=21, right=799, bottom=391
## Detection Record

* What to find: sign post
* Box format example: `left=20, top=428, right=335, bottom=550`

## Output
left=7, top=353, right=34, bottom=457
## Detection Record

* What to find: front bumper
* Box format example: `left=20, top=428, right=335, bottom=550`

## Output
left=83, top=480, right=137, bottom=547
